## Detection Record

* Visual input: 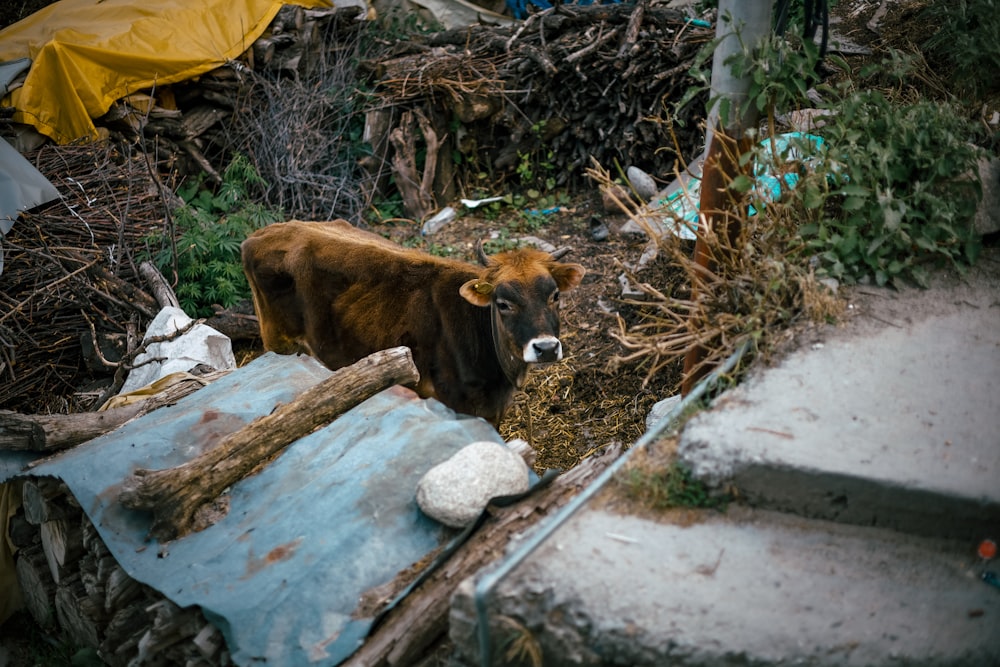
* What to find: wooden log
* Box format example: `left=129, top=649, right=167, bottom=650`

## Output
left=22, top=477, right=66, bottom=524
left=105, top=563, right=144, bottom=612
left=192, top=623, right=225, bottom=661
left=180, top=106, right=230, bottom=141
left=102, top=600, right=152, bottom=666
left=252, top=38, right=277, bottom=68
left=202, top=303, right=260, bottom=342
left=7, top=510, right=36, bottom=549
left=15, top=541, right=58, bottom=630
left=139, top=261, right=180, bottom=310
left=80, top=551, right=113, bottom=611
left=41, top=517, right=85, bottom=584
left=389, top=112, right=436, bottom=220
left=342, top=444, right=623, bottom=667
left=133, top=600, right=205, bottom=664
left=0, top=370, right=228, bottom=453
left=81, top=511, right=108, bottom=555
left=55, top=572, right=102, bottom=649
left=178, top=139, right=222, bottom=183
left=82, top=257, right=160, bottom=319
left=618, top=0, right=648, bottom=58
left=119, top=346, right=420, bottom=541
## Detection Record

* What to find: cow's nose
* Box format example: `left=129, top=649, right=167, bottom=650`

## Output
left=532, top=339, right=560, bottom=362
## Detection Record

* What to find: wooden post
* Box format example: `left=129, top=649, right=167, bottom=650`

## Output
left=681, top=0, right=772, bottom=395
left=680, top=129, right=753, bottom=394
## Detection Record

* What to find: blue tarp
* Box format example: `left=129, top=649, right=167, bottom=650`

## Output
left=5, top=352, right=506, bottom=665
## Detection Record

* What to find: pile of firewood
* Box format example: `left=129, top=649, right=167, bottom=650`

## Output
left=98, top=4, right=369, bottom=188
left=362, top=1, right=713, bottom=218
left=10, top=477, right=231, bottom=666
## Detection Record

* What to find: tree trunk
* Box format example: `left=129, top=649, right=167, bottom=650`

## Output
left=0, top=370, right=229, bottom=453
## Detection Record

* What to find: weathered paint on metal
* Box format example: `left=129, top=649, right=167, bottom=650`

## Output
left=17, top=352, right=505, bottom=665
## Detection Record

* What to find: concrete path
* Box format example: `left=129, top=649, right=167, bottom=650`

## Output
left=450, top=249, right=1000, bottom=666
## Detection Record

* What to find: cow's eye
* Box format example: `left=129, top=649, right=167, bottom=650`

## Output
left=495, top=299, right=514, bottom=314
left=550, top=291, right=560, bottom=304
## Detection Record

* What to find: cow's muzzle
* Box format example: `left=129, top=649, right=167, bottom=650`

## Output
left=524, top=336, right=562, bottom=363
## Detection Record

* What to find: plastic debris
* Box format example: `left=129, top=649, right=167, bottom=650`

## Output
left=645, top=132, right=827, bottom=241
left=119, top=306, right=236, bottom=394
left=460, top=196, right=505, bottom=208
left=421, top=206, right=456, bottom=235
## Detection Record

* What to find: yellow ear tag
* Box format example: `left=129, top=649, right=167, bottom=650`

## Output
left=474, top=281, right=494, bottom=295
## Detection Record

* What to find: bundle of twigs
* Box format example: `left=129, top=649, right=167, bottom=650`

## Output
left=0, top=142, right=166, bottom=413
left=223, top=4, right=377, bottom=221
left=362, top=1, right=714, bottom=215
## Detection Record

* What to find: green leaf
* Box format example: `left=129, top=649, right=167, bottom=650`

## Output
left=803, top=187, right=825, bottom=210
left=729, top=174, right=754, bottom=193
left=842, top=196, right=866, bottom=211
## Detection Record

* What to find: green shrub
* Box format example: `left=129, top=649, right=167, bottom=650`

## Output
left=145, top=155, right=282, bottom=317
left=921, top=0, right=1000, bottom=98
left=798, top=91, right=983, bottom=287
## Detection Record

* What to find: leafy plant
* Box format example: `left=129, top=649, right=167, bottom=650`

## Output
left=145, top=154, right=282, bottom=317
left=692, top=21, right=984, bottom=289
left=799, top=91, right=983, bottom=287
left=724, top=30, right=824, bottom=138
left=514, top=121, right=560, bottom=190
left=921, top=0, right=1000, bottom=98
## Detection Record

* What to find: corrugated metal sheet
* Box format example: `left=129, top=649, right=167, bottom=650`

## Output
left=9, top=352, right=507, bottom=665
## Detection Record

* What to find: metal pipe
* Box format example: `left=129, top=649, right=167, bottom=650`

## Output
left=473, top=341, right=750, bottom=666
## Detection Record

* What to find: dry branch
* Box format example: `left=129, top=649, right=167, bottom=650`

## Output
left=1, top=143, right=166, bottom=413
left=119, top=347, right=419, bottom=541
left=0, top=370, right=226, bottom=452
left=139, top=261, right=180, bottom=310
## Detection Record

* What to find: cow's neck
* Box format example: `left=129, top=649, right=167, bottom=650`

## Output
left=489, top=304, right=528, bottom=390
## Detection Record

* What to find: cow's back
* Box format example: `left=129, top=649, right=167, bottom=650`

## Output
left=241, top=220, right=497, bottom=412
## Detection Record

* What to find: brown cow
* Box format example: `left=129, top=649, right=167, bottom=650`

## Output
left=241, top=219, right=585, bottom=426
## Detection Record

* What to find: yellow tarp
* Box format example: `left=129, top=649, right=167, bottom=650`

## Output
left=0, top=0, right=332, bottom=144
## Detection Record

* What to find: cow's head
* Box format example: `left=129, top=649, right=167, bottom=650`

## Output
left=459, top=244, right=585, bottom=385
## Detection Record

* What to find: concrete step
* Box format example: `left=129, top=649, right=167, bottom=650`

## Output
left=676, top=281, right=1000, bottom=540
left=450, top=506, right=1000, bottom=667
left=449, top=257, right=1000, bottom=666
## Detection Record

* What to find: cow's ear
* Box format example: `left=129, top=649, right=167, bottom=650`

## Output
left=550, top=263, right=586, bottom=292
left=460, top=279, right=494, bottom=307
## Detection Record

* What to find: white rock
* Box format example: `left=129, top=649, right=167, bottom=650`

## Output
left=646, top=394, right=682, bottom=432
left=416, top=441, right=530, bottom=528
left=627, top=166, right=658, bottom=202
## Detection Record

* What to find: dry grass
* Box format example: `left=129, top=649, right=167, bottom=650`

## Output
left=586, top=136, right=845, bottom=392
